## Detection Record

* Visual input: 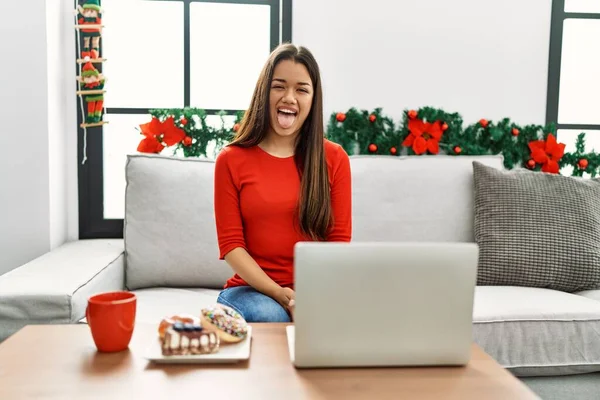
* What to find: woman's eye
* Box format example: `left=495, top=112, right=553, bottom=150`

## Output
left=272, top=85, right=284, bottom=90
left=298, top=89, right=309, bottom=93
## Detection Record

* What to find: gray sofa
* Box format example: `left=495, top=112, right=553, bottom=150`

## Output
left=1, top=153, right=600, bottom=399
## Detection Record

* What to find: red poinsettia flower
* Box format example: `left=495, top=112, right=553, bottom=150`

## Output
left=402, top=119, right=444, bottom=155
left=161, top=116, right=186, bottom=146
left=137, top=116, right=186, bottom=153
left=528, top=133, right=565, bottom=174
left=139, top=117, right=163, bottom=138
left=137, top=136, right=165, bottom=153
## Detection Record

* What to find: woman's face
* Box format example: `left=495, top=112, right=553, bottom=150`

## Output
left=268, top=59, right=314, bottom=140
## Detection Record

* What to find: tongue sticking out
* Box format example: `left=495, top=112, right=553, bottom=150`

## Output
left=277, top=112, right=296, bottom=129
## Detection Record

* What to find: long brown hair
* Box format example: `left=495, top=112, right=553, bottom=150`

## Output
left=229, top=43, right=332, bottom=241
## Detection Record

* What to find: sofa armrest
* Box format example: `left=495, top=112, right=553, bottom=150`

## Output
left=0, top=239, right=125, bottom=342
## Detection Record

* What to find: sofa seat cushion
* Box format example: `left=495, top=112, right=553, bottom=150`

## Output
left=131, top=287, right=221, bottom=325
left=473, top=286, right=600, bottom=377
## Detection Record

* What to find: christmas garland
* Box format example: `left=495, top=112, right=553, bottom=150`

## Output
left=137, top=108, right=243, bottom=158
left=136, top=106, right=600, bottom=177
left=327, top=106, right=599, bottom=177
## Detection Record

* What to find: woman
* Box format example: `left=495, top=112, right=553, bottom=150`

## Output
left=213, top=43, right=352, bottom=323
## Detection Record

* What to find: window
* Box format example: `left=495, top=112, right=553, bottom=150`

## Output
left=78, top=0, right=292, bottom=238
left=547, top=0, right=600, bottom=168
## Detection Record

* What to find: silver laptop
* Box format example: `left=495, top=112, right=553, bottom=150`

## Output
left=287, top=241, right=478, bottom=368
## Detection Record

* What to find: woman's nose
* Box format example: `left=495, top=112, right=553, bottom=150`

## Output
left=282, top=88, right=296, bottom=104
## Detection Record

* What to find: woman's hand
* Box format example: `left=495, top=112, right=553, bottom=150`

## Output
left=274, top=286, right=295, bottom=308
left=274, top=287, right=295, bottom=319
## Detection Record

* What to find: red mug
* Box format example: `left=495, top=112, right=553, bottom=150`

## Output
left=86, top=291, right=137, bottom=352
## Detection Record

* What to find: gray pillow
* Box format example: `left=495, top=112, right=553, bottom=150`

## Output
left=124, top=154, right=232, bottom=290
left=472, top=161, right=600, bottom=292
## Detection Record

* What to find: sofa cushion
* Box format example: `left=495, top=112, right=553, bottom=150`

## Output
left=130, top=287, right=220, bottom=325
left=351, top=155, right=504, bottom=242
left=521, top=372, right=600, bottom=400
left=0, top=239, right=125, bottom=342
left=577, top=289, right=600, bottom=302
left=124, top=154, right=232, bottom=290
left=473, top=286, right=600, bottom=376
left=473, top=162, right=600, bottom=292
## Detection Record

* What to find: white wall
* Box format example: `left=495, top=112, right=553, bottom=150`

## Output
left=293, top=0, right=553, bottom=125
left=47, top=0, right=79, bottom=249
left=0, top=0, right=51, bottom=274
left=0, top=0, right=77, bottom=275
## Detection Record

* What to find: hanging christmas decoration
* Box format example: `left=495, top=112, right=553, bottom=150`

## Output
left=79, top=62, right=105, bottom=123
left=77, top=0, right=102, bottom=59
left=75, top=0, right=107, bottom=164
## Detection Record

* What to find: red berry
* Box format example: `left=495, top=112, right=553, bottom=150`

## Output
left=454, top=146, right=462, bottom=154
left=527, top=159, right=536, bottom=169
left=511, top=128, right=519, bottom=136
left=442, top=123, right=448, bottom=131
left=389, top=147, right=397, bottom=155
left=368, top=143, right=378, bottom=153
left=336, top=112, right=346, bottom=122
left=183, top=136, right=192, bottom=146
left=369, top=114, right=376, bottom=123
left=181, top=117, right=188, bottom=126
left=407, top=110, right=417, bottom=119
left=578, top=159, right=589, bottom=169
left=479, top=119, right=489, bottom=128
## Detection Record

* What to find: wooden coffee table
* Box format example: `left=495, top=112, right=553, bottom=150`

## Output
left=0, top=323, right=539, bottom=399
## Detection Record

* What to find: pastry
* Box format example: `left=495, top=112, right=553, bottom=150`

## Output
left=200, top=304, right=248, bottom=344
left=161, top=322, right=220, bottom=356
left=158, top=314, right=201, bottom=340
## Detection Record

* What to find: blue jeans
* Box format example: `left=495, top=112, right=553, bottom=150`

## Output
left=217, top=286, right=291, bottom=323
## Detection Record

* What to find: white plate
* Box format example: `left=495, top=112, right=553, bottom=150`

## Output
left=144, top=326, right=252, bottom=364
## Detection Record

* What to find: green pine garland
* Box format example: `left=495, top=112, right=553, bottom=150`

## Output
left=147, top=108, right=243, bottom=158
left=140, top=106, right=599, bottom=177
left=327, top=106, right=599, bottom=177
left=560, top=133, right=600, bottom=178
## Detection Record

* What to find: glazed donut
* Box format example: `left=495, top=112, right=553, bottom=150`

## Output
left=200, top=304, right=248, bottom=343
left=158, top=314, right=200, bottom=339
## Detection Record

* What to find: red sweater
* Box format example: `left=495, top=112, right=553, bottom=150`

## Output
left=214, top=139, right=352, bottom=289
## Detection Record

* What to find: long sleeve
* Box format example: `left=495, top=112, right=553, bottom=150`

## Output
left=327, top=147, right=352, bottom=242
left=214, top=148, right=247, bottom=259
